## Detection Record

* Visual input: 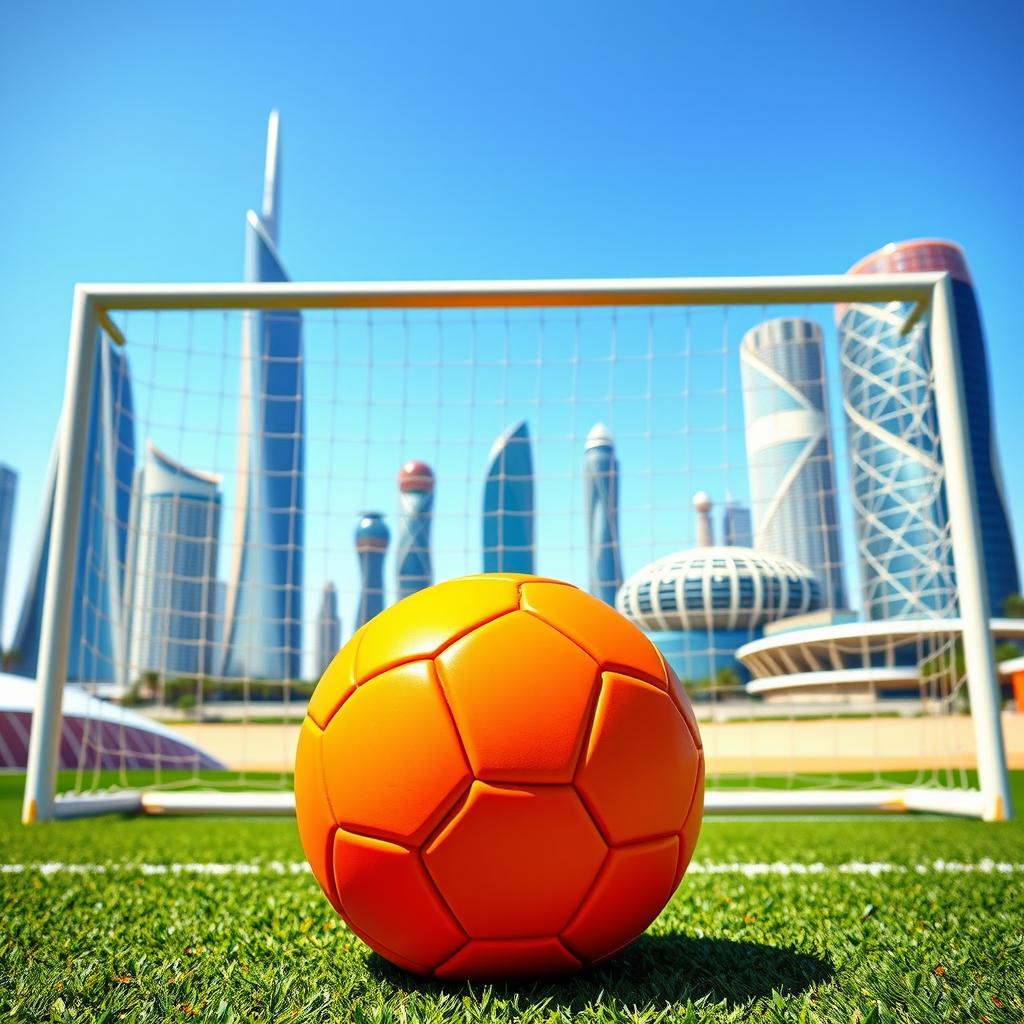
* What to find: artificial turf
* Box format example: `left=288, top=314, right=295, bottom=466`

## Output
left=2, top=773, right=1022, bottom=1023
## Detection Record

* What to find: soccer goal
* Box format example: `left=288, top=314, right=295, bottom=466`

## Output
left=20, top=274, right=1014, bottom=824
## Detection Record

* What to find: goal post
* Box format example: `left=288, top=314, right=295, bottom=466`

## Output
left=21, top=273, right=1013, bottom=824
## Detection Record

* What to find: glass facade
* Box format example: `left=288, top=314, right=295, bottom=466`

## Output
left=740, top=318, right=847, bottom=609
left=124, top=444, right=222, bottom=680
left=482, top=420, right=535, bottom=574
left=11, top=339, right=135, bottom=681
left=839, top=240, right=1019, bottom=620
left=221, top=115, right=305, bottom=680
left=583, top=424, right=623, bottom=606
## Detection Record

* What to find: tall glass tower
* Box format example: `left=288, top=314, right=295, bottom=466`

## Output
left=483, top=420, right=534, bottom=574
left=315, top=582, right=340, bottom=677
left=355, top=513, right=389, bottom=629
left=11, top=338, right=135, bottom=681
left=838, top=240, right=1019, bottom=620
left=221, top=111, right=305, bottom=680
left=396, top=460, right=435, bottom=601
left=124, top=443, right=222, bottom=680
left=583, top=423, right=622, bottom=605
left=740, top=318, right=847, bottom=610
left=0, top=465, right=16, bottom=645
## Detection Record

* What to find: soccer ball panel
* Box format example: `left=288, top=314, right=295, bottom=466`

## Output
left=435, top=611, right=599, bottom=783
left=435, top=937, right=581, bottom=979
left=354, top=576, right=520, bottom=682
left=520, top=581, right=668, bottom=687
left=561, top=835, right=678, bottom=964
left=307, top=623, right=367, bottom=729
left=423, top=781, right=606, bottom=939
left=332, top=828, right=466, bottom=972
left=656, top=648, right=702, bottom=750
left=675, top=751, right=706, bottom=888
left=294, top=718, right=341, bottom=909
left=322, top=660, right=472, bottom=845
left=576, top=672, right=700, bottom=844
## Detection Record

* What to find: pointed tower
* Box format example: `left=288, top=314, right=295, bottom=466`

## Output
left=221, top=111, right=305, bottom=679
left=482, top=421, right=535, bottom=574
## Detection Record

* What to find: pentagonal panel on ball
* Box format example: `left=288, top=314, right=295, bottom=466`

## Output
left=576, top=672, right=700, bottom=844
left=423, top=781, right=607, bottom=939
left=520, top=581, right=668, bottom=687
left=435, top=611, right=599, bottom=782
left=322, top=660, right=471, bottom=845
left=561, top=835, right=679, bottom=964
left=333, top=828, right=467, bottom=971
left=354, top=576, right=520, bottom=682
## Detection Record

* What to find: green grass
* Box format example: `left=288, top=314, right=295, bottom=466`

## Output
left=2, top=774, right=1022, bottom=1023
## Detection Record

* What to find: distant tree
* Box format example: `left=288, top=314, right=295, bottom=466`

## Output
left=1, top=647, right=20, bottom=673
left=1003, top=593, right=1024, bottom=619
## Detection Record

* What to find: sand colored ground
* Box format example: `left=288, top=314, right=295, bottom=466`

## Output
left=170, top=713, right=1024, bottom=775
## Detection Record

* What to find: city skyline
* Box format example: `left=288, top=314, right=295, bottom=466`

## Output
left=3, top=4, right=1024, bottom=649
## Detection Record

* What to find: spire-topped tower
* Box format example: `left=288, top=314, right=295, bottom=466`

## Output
left=261, top=109, right=281, bottom=247
left=221, top=111, right=305, bottom=680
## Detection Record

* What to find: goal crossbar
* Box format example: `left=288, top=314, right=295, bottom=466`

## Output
left=22, top=273, right=1013, bottom=824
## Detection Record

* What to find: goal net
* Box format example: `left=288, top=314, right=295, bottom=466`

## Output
left=19, top=276, right=1015, bottom=822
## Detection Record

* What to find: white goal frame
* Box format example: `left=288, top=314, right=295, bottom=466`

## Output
left=21, top=273, right=1013, bottom=823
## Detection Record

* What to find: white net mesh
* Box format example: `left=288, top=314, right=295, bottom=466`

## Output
left=22, top=288, right=1016, bottom=805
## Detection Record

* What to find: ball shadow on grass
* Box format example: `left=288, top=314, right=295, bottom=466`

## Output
left=367, top=933, right=833, bottom=1010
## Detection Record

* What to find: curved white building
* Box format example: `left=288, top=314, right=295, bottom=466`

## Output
left=738, top=615, right=1024, bottom=701
left=740, top=318, right=847, bottom=609
left=616, top=545, right=823, bottom=634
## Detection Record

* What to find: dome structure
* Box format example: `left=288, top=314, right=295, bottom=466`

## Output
left=355, top=512, right=390, bottom=552
left=616, top=546, right=823, bottom=634
left=398, top=460, right=435, bottom=493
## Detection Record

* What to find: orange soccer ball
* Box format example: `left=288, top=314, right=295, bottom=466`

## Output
left=294, top=573, right=704, bottom=979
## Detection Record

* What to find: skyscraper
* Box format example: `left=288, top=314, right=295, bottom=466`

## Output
left=722, top=496, right=753, bottom=548
left=583, top=424, right=622, bottom=605
left=355, top=513, right=389, bottom=629
left=838, top=239, right=1019, bottom=620
left=0, top=465, right=16, bottom=646
left=740, top=318, right=847, bottom=610
left=396, top=460, right=435, bottom=601
left=482, top=420, right=534, bottom=574
left=316, top=582, right=341, bottom=677
left=11, top=338, right=135, bottom=681
left=221, top=111, right=305, bottom=680
left=124, top=443, right=222, bottom=680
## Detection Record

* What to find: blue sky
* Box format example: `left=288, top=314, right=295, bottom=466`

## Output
left=1, top=0, right=1023, bottom=643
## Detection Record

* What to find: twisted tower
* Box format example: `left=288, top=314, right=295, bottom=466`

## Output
left=396, top=461, right=435, bottom=601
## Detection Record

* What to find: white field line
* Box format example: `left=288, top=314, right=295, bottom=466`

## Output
left=2, top=859, right=1023, bottom=877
